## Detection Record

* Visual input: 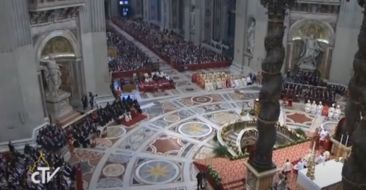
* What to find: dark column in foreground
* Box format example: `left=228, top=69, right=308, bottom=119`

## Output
left=342, top=1, right=366, bottom=190
left=248, top=0, right=294, bottom=172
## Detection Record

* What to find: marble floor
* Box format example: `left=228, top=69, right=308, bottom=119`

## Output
left=75, top=64, right=340, bottom=190
left=79, top=24, right=340, bottom=190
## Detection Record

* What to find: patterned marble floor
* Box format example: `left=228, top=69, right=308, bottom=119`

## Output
left=78, top=74, right=341, bottom=190
left=81, top=25, right=342, bottom=190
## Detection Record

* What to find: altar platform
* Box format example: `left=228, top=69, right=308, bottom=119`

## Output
left=296, top=159, right=343, bottom=190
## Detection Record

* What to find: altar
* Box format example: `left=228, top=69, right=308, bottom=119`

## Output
left=296, top=160, right=343, bottom=190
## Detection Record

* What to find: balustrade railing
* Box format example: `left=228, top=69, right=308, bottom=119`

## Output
left=28, top=0, right=85, bottom=11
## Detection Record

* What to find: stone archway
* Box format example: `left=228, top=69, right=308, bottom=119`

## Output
left=35, top=30, right=82, bottom=123
left=286, top=19, right=334, bottom=78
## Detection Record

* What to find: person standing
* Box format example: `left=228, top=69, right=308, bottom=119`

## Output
left=81, top=95, right=88, bottom=110
left=89, top=92, right=96, bottom=109
left=196, top=172, right=203, bottom=190
left=282, top=159, right=293, bottom=176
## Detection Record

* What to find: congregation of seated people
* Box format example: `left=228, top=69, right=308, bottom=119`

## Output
left=69, top=96, right=142, bottom=148
left=37, top=97, right=143, bottom=152
left=37, top=124, right=67, bottom=152
left=139, top=71, right=172, bottom=83
left=107, top=27, right=155, bottom=72
left=282, top=70, right=346, bottom=105
left=0, top=142, right=75, bottom=190
left=112, top=18, right=228, bottom=66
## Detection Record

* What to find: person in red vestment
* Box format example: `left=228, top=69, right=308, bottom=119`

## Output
left=75, top=163, right=83, bottom=190
left=287, top=98, right=293, bottom=107
left=322, top=104, right=329, bottom=117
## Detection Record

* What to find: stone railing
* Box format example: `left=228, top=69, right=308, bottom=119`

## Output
left=218, top=119, right=309, bottom=157
left=28, top=0, right=85, bottom=11
left=218, top=119, right=257, bottom=156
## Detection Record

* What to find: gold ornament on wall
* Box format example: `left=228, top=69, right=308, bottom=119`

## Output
left=41, top=36, right=74, bottom=56
left=291, top=19, right=332, bottom=43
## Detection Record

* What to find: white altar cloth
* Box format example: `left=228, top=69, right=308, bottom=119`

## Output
left=296, top=160, right=343, bottom=190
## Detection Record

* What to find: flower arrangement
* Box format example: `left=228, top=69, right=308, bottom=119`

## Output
left=207, top=165, right=222, bottom=186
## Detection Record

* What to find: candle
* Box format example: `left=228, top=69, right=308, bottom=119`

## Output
left=312, top=141, right=316, bottom=152
left=340, top=134, right=344, bottom=145
left=345, top=135, right=349, bottom=146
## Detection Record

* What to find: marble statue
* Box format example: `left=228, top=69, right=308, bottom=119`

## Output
left=317, top=101, right=323, bottom=115
left=44, top=59, right=62, bottom=98
left=328, top=103, right=335, bottom=119
left=305, top=100, right=311, bottom=113
left=334, top=105, right=341, bottom=120
left=298, top=35, right=322, bottom=71
left=247, top=17, right=256, bottom=54
left=311, top=101, right=317, bottom=115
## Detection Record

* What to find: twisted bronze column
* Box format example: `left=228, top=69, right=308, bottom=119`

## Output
left=248, top=0, right=294, bottom=172
left=342, top=1, right=366, bottom=189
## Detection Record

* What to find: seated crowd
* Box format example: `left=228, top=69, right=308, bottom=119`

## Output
left=192, top=72, right=257, bottom=91
left=0, top=95, right=144, bottom=189
left=37, top=124, right=67, bottom=152
left=107, top=27, right=155, bottom=72
left=69, top=96, right=142, bottom=148
left=0, top=142, right=75, bottom=189
left=282, top=70, right=346, bottom=105
left=112, top=18, right=228, bottom=66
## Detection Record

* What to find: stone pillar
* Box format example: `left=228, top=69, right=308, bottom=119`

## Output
left=342, top=2, right=366, bottom=190
left=110, top=0, right=119, bottom=18
left=246, top=0, right=295, bottom=188
left=79, top=0, right=110, bottom=97
left=330, top=1, right=363, bottom=84
left=142, top=0, right=150, bottom=21
left=221, top=1, right=228, bottom=43
left=202, top=0, right=213, bottom=42
left=161, top=0, right=168, bottom=29
left=0, top=0, right=45, bottom=142
left=192, top=0, right=202, bottom=44
left=233, top=0, right=249, bottom=67
left=131, top=0, right=143, bottom=18
left=287, top=42, right=294, bottom=71
left=183, top=0, right=191, bottom=40
left=322, top=47, right=330, bottom=78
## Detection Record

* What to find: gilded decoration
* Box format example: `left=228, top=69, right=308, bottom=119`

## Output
left=290, top=19, right=332, bottom=43
left=41, top=36, right=74, bottom=56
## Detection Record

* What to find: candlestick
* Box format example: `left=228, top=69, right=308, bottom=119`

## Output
left=340, top=134, right=344, bottom=145
left=345, top=135, right=349, bottom=146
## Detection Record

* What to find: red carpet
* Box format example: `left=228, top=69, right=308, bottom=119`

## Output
left=120, top=113, right=147, bottom=127
left=194, top=141, right=311, bottom=190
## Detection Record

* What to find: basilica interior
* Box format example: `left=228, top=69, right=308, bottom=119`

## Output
left=0, top=0, right=365, bottom=190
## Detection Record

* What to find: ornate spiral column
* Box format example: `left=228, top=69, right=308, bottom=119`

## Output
left=248, top=0, right=294, bottom=172
left=342, top=1, right=366, bottom=190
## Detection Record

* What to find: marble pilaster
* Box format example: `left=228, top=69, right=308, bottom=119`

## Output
left=0, top=0, right=45, bottom=142
left=233, top=0, right=249, bottom=67
left=79, top=0, right=110, bottom=96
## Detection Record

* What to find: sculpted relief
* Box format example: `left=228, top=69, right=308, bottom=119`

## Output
left=297, top=35, right=322, bottom=70
left=247, top=17, right=256, bottom=55
left=289, top=19, right=333, bottom=74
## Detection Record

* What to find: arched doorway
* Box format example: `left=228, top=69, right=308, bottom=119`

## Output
left=286, top=19, right=334, bottom=78
left=36, top=30, right=83, bottom=122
